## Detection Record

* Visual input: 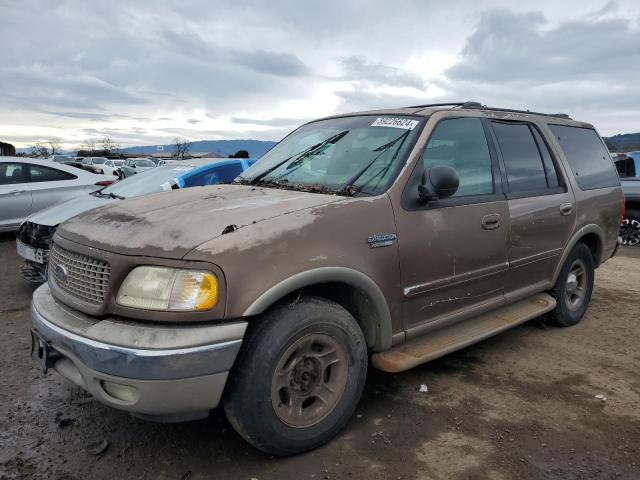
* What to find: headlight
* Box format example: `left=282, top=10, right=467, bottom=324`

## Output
left=116, top=266, right=218, bottom=311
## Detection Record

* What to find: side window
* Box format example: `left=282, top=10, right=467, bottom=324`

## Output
left=182, top=163, right=243, bottom=188
left=211, top=163, right=243, bottom=183
left=548, top=124, right=620, bottom=190
left=492, top=122, right=548, bottom=194
left=422, top=118, right=494, bottom=197
left=29, top=165, right=77, bottom=182
left=0, top=163, right=27, bottom=185
left=614, top=156, right=636, bottom=178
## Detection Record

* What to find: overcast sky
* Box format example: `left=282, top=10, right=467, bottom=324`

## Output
left=1, top=0, right=639, bottom=149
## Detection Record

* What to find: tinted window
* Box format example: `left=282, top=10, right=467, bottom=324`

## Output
left=549, top=125, right=620, bottom=190
left=492, top=122, right=548, bottom=193
left=614, top=156, right=636, bottom=178
left=0, top=163, right=26, bottom=185
left=422, top=118, right=493, bottom=197
left=182, top=163, right=243, bottom=188
left=29, top=165, right=77, bottom=182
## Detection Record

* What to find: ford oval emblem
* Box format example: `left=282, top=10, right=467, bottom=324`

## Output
left=55, top=264, right=68, bottom=282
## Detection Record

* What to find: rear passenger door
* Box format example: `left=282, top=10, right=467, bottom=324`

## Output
left=28, top=164, right=82, bottom=213
left=489, top=120, right=575, bottom=300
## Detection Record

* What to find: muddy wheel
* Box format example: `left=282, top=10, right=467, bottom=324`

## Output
left=620, top=209, right=640, bottom=246
left=223, top=297, right=367, bottom=456
left=548, top=243, right=594, bottom=327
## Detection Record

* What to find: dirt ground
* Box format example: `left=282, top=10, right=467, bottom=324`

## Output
left=0, top=232, right=639, bottom=480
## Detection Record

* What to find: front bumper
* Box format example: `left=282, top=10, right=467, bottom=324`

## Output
left=31, top=284, right=247, bottom=420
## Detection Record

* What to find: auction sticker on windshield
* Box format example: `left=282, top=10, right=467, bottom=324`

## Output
left=371, top=117, right=419, bottom=130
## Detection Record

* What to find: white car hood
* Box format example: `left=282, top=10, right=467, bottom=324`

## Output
left=25, top=194, right=116, bottom=227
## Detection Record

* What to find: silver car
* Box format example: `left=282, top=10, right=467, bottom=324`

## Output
left=16, top=158, right=253, bottom=281
left=0, top=157, right=109, bottom=232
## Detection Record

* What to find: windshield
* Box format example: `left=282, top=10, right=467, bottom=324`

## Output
left=238, top=115, right=423, bottom=195
left=100, top=163, right=200, bottom=198
left=134, top=160, right=155, bottom=167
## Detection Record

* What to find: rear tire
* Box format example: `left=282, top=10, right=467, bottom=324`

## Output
left=620, top=209, right=640, bottom=246
left=548, top=243, right=594, bottom=327
left=223, top=296, right=368, bottom=456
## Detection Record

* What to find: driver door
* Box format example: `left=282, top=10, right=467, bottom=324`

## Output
left=395, top=116, right=510, bottom=336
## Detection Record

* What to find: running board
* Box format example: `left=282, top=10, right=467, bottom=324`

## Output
left=372, top=293, right=556, bottom=373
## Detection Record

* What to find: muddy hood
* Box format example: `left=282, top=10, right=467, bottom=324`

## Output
left=56, top=184, right=342, bottom=258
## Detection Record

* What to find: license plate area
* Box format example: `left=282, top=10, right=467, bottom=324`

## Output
left=17, top=240, right=45, bottom=264
left=30, top=329, right=60, bottom=373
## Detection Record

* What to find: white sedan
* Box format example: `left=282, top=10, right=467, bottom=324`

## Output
left=94, top=159, right=125, bottom=177
left=0, top=157, right=111, bottom=232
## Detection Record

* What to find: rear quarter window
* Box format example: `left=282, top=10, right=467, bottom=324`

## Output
left=549, top=124, right=619, bottom=190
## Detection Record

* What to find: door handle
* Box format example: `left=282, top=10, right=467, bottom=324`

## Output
left=560, top=203, right=574, bottom=216
left=481, top=213, right=502, bottom=230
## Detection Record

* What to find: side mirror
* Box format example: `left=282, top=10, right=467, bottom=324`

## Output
left=418, top=165, right=459, bottom=201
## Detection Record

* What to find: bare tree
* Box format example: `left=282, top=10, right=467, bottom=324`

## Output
left=173, top=137, right=191, bottom=160
left=48, top=139, right=61, bottom=155
left=82, top=139, right=96, bottom=154
left=102, top=137, right=120, bottom=155
left=31, top=142, right=50, bottom=158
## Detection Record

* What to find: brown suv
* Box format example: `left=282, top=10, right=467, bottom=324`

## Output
left=30, top=102, right=623, bottom=455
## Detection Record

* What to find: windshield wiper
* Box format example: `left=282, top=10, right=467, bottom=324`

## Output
left=107, top=192, right=125, bottom=200
left=339, top=129, right=411, bottom=195
left=248, top=130, right=350, bottom=185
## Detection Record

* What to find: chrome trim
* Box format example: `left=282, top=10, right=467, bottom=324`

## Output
left=509, top=248, right=563, bottom=268
left=32, top=303, right=243, bottom=380
left=404, top=262, right=509, bottom=297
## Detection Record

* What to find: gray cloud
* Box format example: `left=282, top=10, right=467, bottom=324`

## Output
left=1, top=0, right=639, bottom=147
left=232, top=117, right=310, bottom=127
left=339, top=56, right=426, bottom=90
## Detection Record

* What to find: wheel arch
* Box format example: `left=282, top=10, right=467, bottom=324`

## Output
left=553, top=224, right=604, bottom=284
left=242, top=267, right=393, bottom=352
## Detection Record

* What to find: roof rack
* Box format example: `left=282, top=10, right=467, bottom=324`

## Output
left=407, top=101, right=572, bottom=120
left=407, top=101, right=482, bottom=109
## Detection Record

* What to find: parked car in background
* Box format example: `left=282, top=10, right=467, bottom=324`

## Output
left=613, top=152, right=640, bottom=245
left=118, top=158, right=156, bottom=178
left=157, top=159, right=177, bottom=166
left=49, top=155, right=85, bottom=170
left=0, top=157, right=110, bottom=232
left=92, top=159, right=124, bottom=177
left=16, top=158, right=253, bottom=281
left=51, top=155, right=73, bottom=163
left=80, top=157, right=109, bottom=172
left=28, top=104, right=622, bottom=455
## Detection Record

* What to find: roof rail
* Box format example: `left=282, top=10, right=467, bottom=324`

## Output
left=464, top=105, right=572, bottom=120
left=406, top=101, right=481, bottom=109
left=406, top=101, right=572, bottom=120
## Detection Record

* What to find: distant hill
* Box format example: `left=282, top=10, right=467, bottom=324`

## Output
left=122, top=139, right=277, bottom=158
left=604, top=133, right=640, bottom=153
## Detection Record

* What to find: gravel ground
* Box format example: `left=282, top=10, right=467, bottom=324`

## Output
left=1, top=232, right=639, bottom=480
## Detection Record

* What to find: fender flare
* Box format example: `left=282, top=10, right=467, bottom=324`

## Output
left=553, top=224, right=605, bottom=283
left=242, top=267, right=393, bottom=351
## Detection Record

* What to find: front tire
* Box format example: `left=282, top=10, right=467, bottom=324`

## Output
left=224, top=297, right=368, bottom=456
left=548, top=243, right=594, bottom=327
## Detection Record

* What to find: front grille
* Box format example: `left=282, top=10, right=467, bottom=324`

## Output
left=49, top=243, right=111, bottom=305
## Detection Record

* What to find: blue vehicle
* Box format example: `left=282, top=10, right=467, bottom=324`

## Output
left=16, top=158, right=256, bottom=281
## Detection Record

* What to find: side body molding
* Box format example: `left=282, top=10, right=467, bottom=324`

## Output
left=552, top=224, right=605, bottom=284
left=242, top=267, right=393, bottom=352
